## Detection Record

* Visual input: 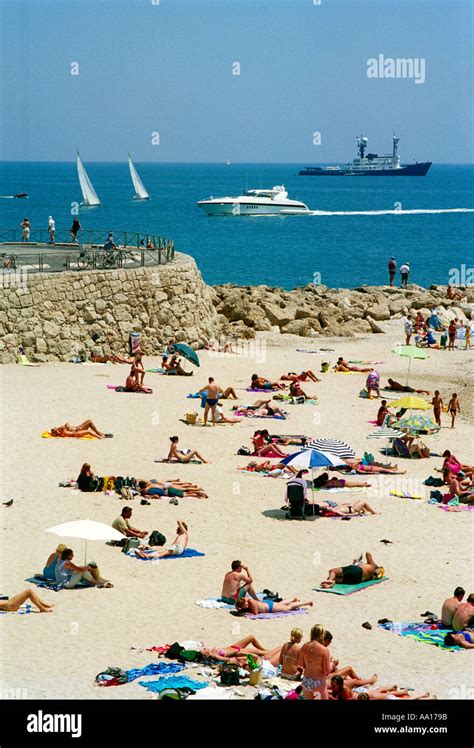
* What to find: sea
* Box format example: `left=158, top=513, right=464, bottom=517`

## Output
left=1, top=162, right=473, bottom=290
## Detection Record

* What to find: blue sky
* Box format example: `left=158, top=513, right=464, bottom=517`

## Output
left=1, top=0, right=472, bottom=162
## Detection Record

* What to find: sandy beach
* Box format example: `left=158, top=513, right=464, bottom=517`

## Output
left=1, top=320, right=473, bottom=700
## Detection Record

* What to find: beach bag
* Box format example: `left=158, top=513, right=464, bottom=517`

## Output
left=237, top=446, right=251, bottom=456
left=186, top=412, right=198, bottom=425
left=220, top=663, right=240, bottom=686
left=122, top=537, right=140, bottom=554
left=114, top=477, right=124, bottom=492
left=121, top=486, right=134, bottom=501
left=148, top=530, right=166, bottom=547
left=321, top=362, right=329, bottom=373
left=430, top=490, right=444, bottom=502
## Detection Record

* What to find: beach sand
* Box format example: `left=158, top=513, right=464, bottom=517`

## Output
left=1, top=320, right=473, bottom=700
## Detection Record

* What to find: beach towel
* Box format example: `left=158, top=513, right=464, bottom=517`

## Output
left=127, top=548, right=205, bottom=561
left=390, top=490, right=425, bottom=500
left=24, top=575, right=92, bottom=591
left=244, top=609, right=309, bottom=620
left=245, top=387, right=281, bottom=393
left=296, top=348, right=335, bottom=354
left=314, top=578, right=389, bottom=596
left=439, top=504, right=474, bottom=512
left=378, top=622, right=461, bottom=651
left=195, top=598, right=234, bottom=609
left=234, top=411, right=287, bottom=419
left=139, top=676, right=208, bottom=694
left=349, top=360, right=385, bottom=365
left=17, top=355, right=40, bottom=367
left=41, top=431, right=98, bottom=440
left=107, top=385, right=153, bottom=393
left=238, top=468, right=289, bottom=479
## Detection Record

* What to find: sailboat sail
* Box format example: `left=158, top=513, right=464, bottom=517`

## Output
left=76, top=152, right=101, bottom=206
left=128, top=155, right=150, bottom=200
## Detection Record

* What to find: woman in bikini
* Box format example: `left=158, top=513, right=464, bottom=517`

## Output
left=235, top=597, right=313, bottom=615
left=281, top=371, right=320, bottom=383
left=320, top=499, right=379, bottom=517
left=251, top=431, right=287, bottom=458
left=51, top=420, right=111, bottom=439
left=167, top=436, right=209, bottom=463
left=313, top=472, right=371, bottom=489
left=279, top=628, right=304, bottom=679
left=201, top=635, right=283, bottom=665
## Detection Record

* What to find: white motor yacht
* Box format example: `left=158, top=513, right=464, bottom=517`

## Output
left=197, top=185, right=309, bottom=215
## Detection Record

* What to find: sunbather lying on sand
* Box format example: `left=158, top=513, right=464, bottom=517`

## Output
left=204, top=338, right=235, bottom=353
left=235, top=597, right=314, bottom=615
left=167, top=436, right=209, bottom=463
left=250, top=374, right=285, bottom=390
left=335, top=358, right=372, bottom=372
left=386, top=378, right=430, bottom=395
left=355, top=686, right=435, bottom=700
left=237, top=400, right=287, bottom=418
left=444, top=631, right=474, bottom=649
left=313, top=472, right=371, bottom=489
left=136, top=520, right=188, bottom=558
left=281, top=370, right=320, bottom=383
left=91, top=352, right=134, bottom=364
left=138, top=479, right=208, bottom=499
left=50, top=420, right=112, bottom=439
left=320, top=499, right=379, bottom=516
left=215, top=404, right=241, bottom=424
left=443, top=475, right=474, bottom=504
left=242, top=460, right=297, bottom=477
left=0, top=589, right=54, bottom=613
left=343, top=459, right=406, bottom=474
left=201, top=635, right=282, bottom=666
left=320, top=551, right=383, bottom=588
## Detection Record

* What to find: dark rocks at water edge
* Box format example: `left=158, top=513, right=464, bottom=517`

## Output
left=210, top=283, right=473, bottom=339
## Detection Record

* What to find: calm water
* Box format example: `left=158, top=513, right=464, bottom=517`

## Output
left=1, top=162, right=473, bottom=289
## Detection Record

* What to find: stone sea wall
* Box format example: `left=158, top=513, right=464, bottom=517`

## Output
left=0, top=252, right=218, bottom=363
left=1, top=251, right=473, bottom=363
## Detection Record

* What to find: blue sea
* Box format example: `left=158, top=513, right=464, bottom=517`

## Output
left=1, top=162, right=473, bottom=289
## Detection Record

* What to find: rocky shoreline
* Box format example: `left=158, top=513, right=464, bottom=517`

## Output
left=210, top=283, right=473, bottom=339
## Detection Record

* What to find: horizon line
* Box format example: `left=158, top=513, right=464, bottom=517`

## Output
left=1, top=159, right=473, bottom=166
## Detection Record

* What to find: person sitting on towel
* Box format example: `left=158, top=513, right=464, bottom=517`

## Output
left=112, top=507, right=148, bottom=539
left=135, top=520, right=188, bottom=558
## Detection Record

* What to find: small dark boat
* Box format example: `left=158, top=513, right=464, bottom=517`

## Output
left=14, top=193, right=28, bottom=198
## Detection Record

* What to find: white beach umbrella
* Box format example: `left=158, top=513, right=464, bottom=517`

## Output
left=45, top=519, right=123, bottom=563
left=367, top=426, right=405, bottom=466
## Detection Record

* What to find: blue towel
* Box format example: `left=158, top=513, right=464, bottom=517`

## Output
left=24, top=576, right=92, bottom=591
left=126, top=663, right=184, bottom=682
left=139, top=675, right=208, bottom=693
left=128, top=549, right=205, bottom=561
left=0, top=600, right=32, bottom=615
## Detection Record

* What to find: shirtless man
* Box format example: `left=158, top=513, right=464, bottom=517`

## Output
left=221, top=560, right=258, bottom=602
left=200, top=377, right=221, bottom=426
left=289, top=381, right=316, bottom=400
left=431, top=390, right=444, bottom=427
left=135, top=520, right=188, bottom=559
left=441, top=587, right=465, bottom=628
left=335, top=357, right=372, bottom=373
left=297, top=624, right=332, bottom=700
left=452, top=594, right=474, bottom=631
left=320, top=551, right=381, bottom=589
left=279, top=628, right=303, bottom=679
left=250, top=374, right=285, bottom=391
left=386, top=378, right=430, bottom=396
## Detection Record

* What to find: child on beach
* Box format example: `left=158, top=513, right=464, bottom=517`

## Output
left=447, top=393, right=460, bottom=429
left=431, top=390, right=444, bottom=427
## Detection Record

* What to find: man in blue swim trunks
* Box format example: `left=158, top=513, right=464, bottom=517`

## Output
left=320, top=551, right=381, bottom=588
left=200, top=377, right=221, bottom=426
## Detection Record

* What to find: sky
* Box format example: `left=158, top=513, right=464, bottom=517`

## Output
left=1, top=0, right=472, bottom=163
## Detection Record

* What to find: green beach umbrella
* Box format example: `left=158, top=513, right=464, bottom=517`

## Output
left=392, top=345, right=429, bottom=386
left=393, top=414, right=440, bottom=435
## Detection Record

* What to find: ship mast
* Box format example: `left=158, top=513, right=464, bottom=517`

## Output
left=357, top=135, right=368, bottom=158
left=393, top=134, right=399, bottom=157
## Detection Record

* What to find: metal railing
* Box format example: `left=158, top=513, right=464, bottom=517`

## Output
left=0, top=228, right=175, bottom=274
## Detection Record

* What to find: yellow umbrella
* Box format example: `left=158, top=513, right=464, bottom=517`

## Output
left=391, top=396, right=431, bottom=410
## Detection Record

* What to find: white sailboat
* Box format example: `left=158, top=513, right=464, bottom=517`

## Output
left=128, top=154, right=150, bottom=200
left=76, top=152, right=101, bottom=206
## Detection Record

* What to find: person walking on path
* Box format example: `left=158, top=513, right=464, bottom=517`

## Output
left=404, top=315, right=413, bottom=345
left=400, top=261, right=410, bottom=288
left=48, top=216, right=56, bottom=244
left=70, top=217, right=82, bottom=243
left=388, top=256, right=396, bottom=286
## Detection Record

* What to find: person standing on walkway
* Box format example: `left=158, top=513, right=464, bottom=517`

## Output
left=20, top=217, right=30, bottom=242
left=404, top=315, right=413, bottom=345
left=48, top=216, right=56, bottom=244
left=400, top=261, right=410, bottom=288
left=70, top=217, right=82, bottom=243
left=388, top=256, right=396, bottom=286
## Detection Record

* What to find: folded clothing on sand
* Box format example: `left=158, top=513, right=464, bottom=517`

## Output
left=314, top=578, right=389, bottom=596
left=378, top=622, right=461, bottom=650
left=96, top=662, right=185, bottom=686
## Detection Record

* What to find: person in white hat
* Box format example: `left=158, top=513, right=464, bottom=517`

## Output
left=400, top=261, right=410, bottom=288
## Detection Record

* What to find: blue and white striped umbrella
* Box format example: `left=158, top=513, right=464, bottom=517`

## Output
left=281, top=449, right=346, bottom=468
left=307, top=438, right=355, bottom=459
